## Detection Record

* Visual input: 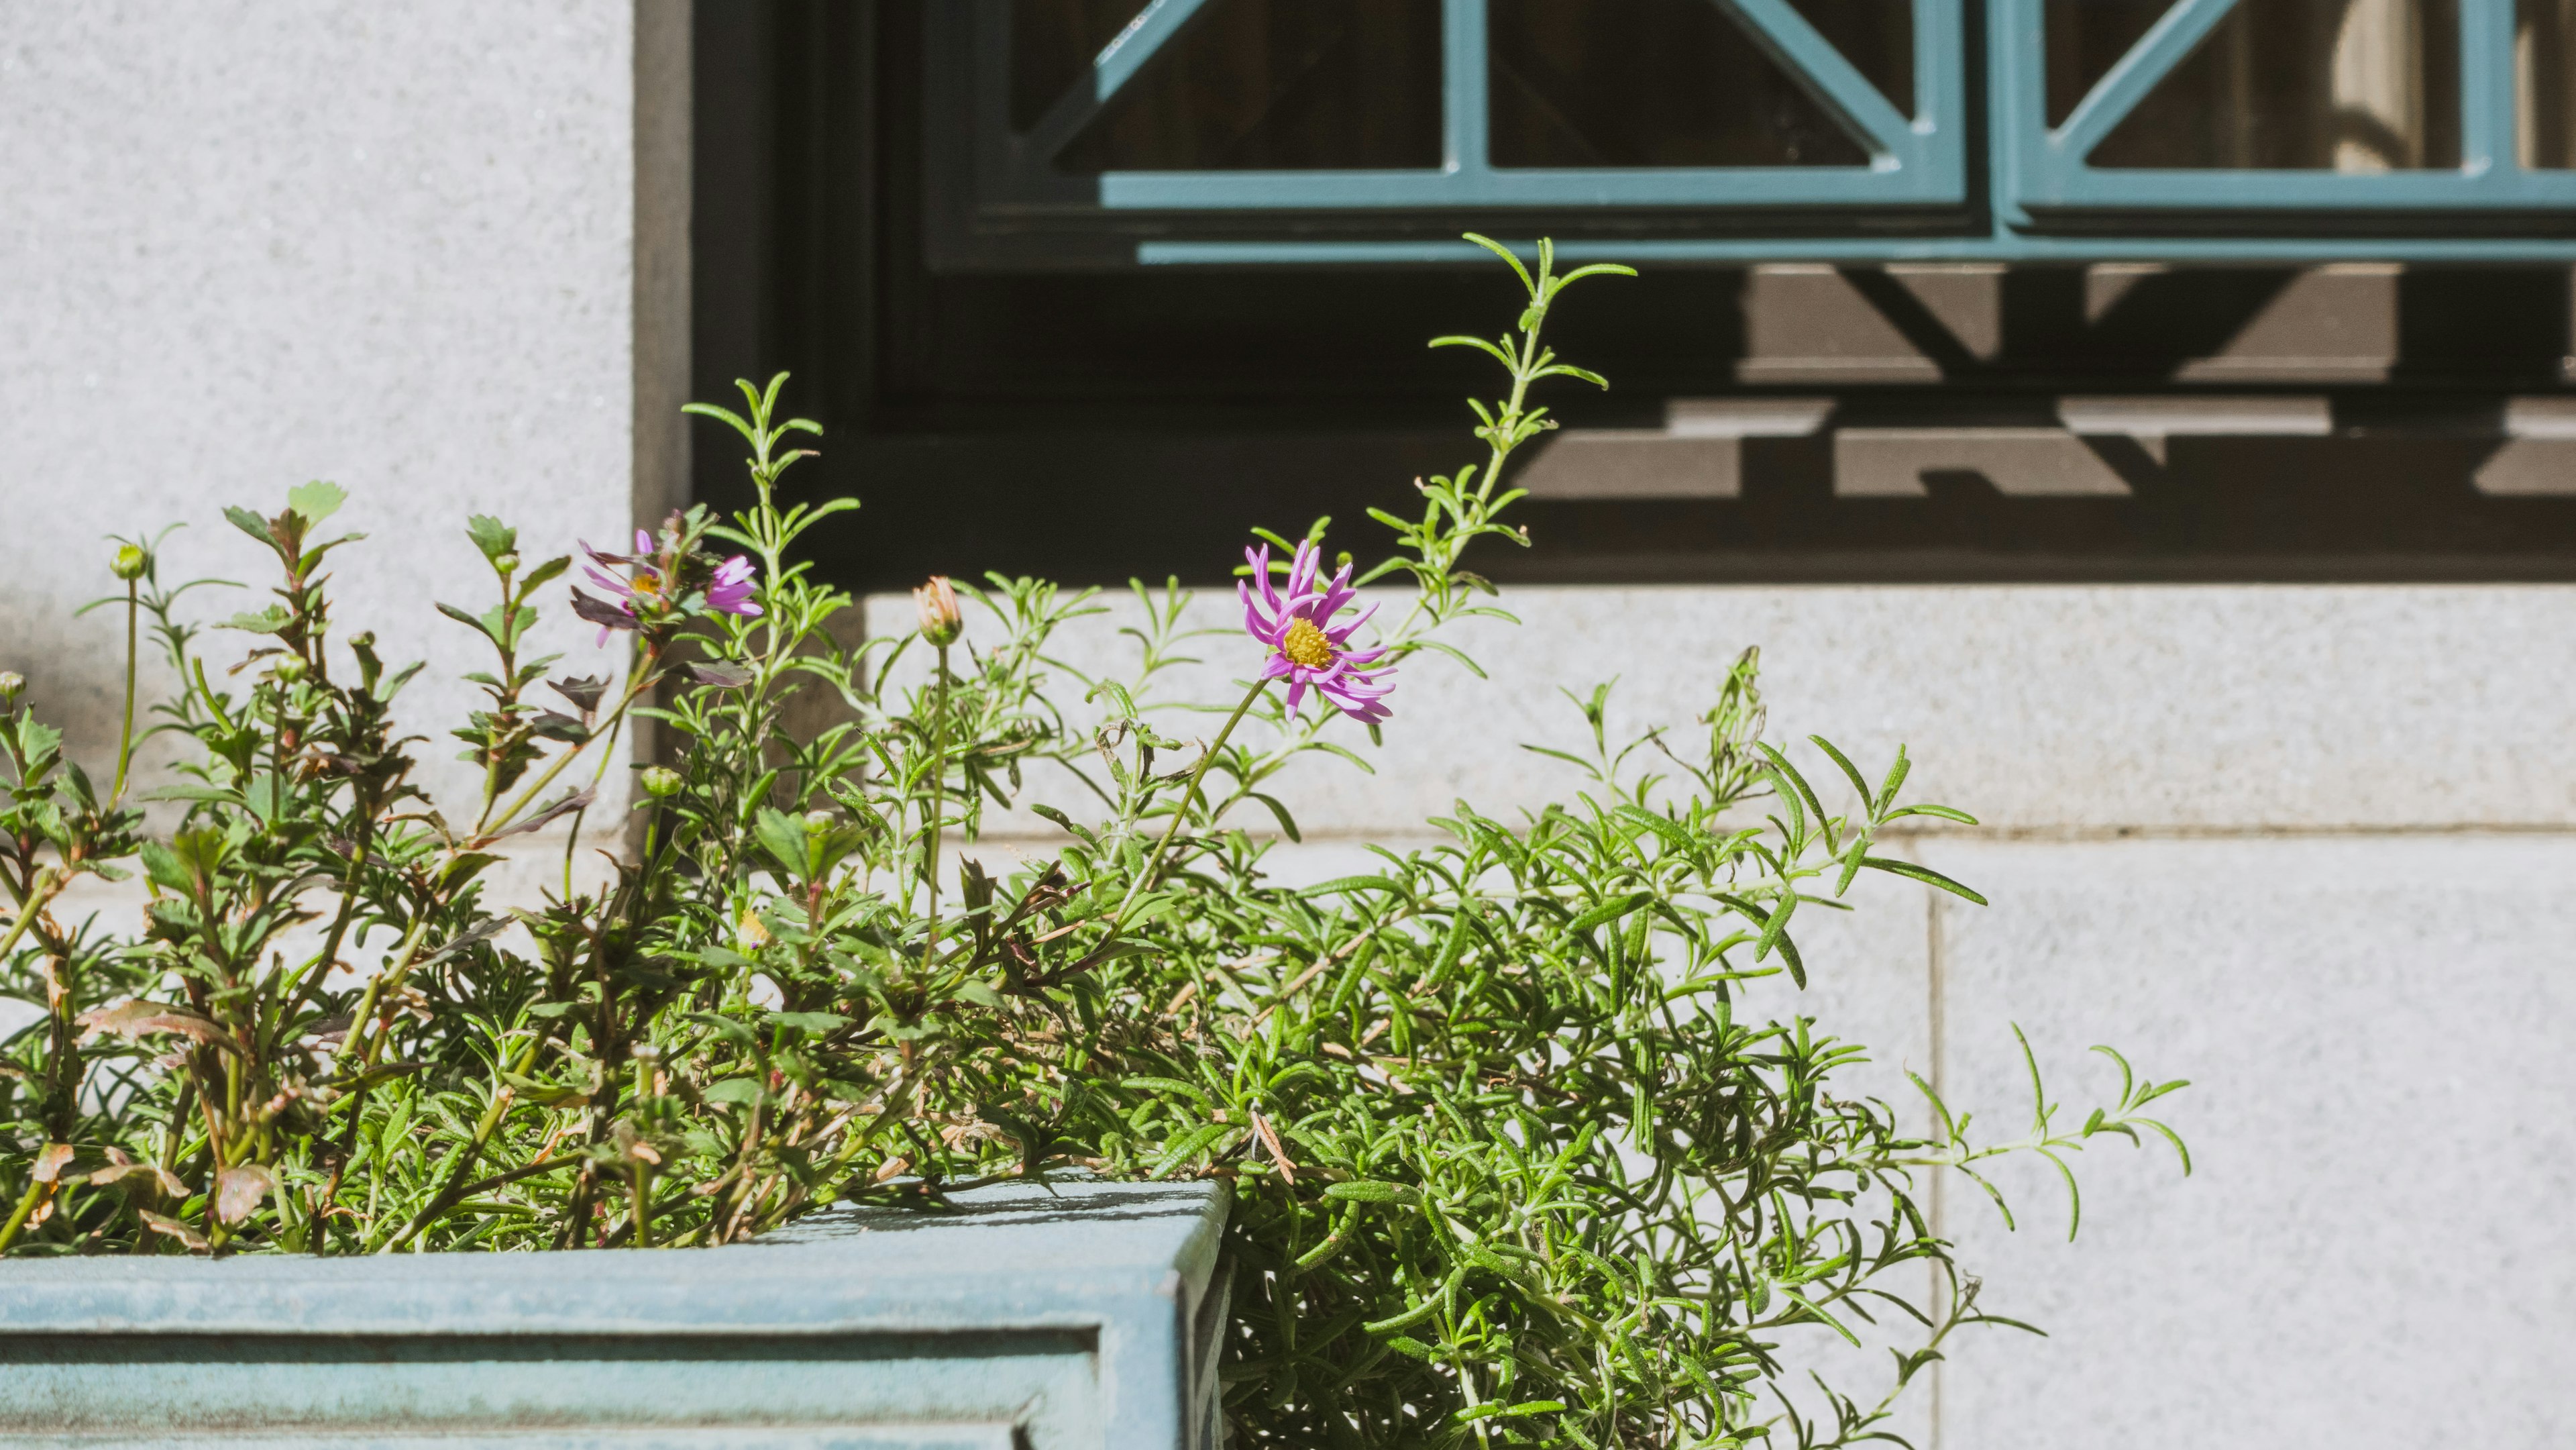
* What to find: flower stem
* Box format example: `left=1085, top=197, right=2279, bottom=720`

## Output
left=1107, top=678, right=1269, bottom=936
left=108, top=580, right=137, bottom=807
left=920, top=643, right=951, bottom=963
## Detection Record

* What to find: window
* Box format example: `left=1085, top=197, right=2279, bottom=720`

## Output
left=928, top=0, right=2576, bottom=262
left=926, top=0, right=1966, bottom=267
left=695, top=2, right=2576, bottom=594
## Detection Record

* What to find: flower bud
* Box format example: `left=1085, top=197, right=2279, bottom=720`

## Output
left=804, top=808, right=837, bottom=835
left=110, top=545, right=148, bottom=582
left=493, top=553, right=520, bottom=575
left=270, top=655, right=307, bottom=683
left=0, top=672, right=23, bottom=702
left=914, top=576, right=962, bottom=647
left=639, top=765, right=683, bottom=798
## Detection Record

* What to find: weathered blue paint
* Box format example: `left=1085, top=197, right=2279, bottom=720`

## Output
left=0, top=1178, right=1230, bottom=1450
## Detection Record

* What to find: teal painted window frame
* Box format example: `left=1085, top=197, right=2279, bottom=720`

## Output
left=929, top=0, right=2576, bottom=262
left=1994, top=0, right=2576, bottom=222
left=943, top=0, right=1967, bottom=213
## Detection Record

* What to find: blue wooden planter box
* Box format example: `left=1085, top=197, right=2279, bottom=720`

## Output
left=0, top=1178, right=1230, bottom=1449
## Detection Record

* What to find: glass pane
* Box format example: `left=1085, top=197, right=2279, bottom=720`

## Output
left=2044, top=0, right=2171, bottom=128
left=1054, top=0, right=1442, bottom=172
left=1490, top=0, right=1868, bottom=168
left=2519, top=0, right=2576, bottom=166
left=1787, top=0, right=1916, bottom=118
left=2074, top=0, right=2461, bottom=170
left=1012, top=0, right=1150, bottom=131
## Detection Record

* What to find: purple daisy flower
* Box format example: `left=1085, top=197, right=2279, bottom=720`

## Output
left=1239, top=540, right=1394, bottom=725
left=576, top=529, right=762, bottom=645
left=705, top=554, right=761, bottom=619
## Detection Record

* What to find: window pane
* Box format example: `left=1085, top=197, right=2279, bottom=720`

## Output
left=2081, top=0, right=2460, bottom=170
left=1490, top=0, right=1869, bottom=168
left=2520, top=0, right=2576, bottom=166
left=2044, top=0, right=2170, bottom=129
left=1011, top=0, right=1150, bottom=132
left=1053, top=0, right=1442, bottom=172
left=1787, top=0, right=1915, bottom=118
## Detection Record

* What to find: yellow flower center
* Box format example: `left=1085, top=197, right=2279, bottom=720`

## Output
left=1281, top=617, right=1335, bottom=670
left=631, top=570, right=663, bottom=601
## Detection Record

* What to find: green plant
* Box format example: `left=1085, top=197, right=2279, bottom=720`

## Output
left=0, top=236, right=2186, bottom=1447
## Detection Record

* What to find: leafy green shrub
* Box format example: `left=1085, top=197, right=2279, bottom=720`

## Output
left=0, top=238, right=2185, bottom=1448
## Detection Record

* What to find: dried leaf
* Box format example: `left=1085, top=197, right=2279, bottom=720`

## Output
left=1250, top=1110, right=1296, bottom=1186
left=30, top=1143, right=72, bottom=1184
left=75, top=999, right=239, bottom=1055
left=139, top=1210, right=209, bottom=1250
left=215, top=1163, right=275, bottom=1225
left=90, top=1159, right=190, bottom=1197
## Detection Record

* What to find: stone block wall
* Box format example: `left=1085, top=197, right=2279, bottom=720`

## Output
left=0, top=1, right=686, bottom=815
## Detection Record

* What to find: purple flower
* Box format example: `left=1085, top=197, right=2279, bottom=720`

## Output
left=706, top=554, right=761, bottom=619
left=1239, top=540, right=1393, bottom=725
left=574, top=529, right=762, bottom=645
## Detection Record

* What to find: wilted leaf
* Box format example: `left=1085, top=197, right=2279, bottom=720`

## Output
left=139, top=1210, right=209, bottom=1250
left=91, top=1159, right=190, bottom=1196
left=75, top=999, right=239, bottom=1054
left=30, top=1143, right=72, bottom=1184
left=215, top=1163, right=274, bottom=1225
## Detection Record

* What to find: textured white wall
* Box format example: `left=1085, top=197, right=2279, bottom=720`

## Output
left=0, top=1, right=649, bottom=814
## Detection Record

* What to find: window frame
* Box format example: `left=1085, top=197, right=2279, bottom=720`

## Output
left=1994, top=0, right=2576, bottom=227
left=926, top=0, right=1969, bottom=267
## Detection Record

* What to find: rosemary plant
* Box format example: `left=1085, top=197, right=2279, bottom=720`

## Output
left=0, top=237, right=2186, bottom=1448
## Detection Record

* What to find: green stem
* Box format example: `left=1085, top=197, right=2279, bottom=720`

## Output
left=1106, top=678, right=1269, bottom=937
left=109, top=580, right=138, bottom=807
left=920, top=644, right=951, bottom=962
left=482, top=654, right=653, bottom=841
left=0, top=1177, right=48, bottom=1255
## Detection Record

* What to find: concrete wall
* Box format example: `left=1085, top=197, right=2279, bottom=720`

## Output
left=887, top=582, right=2576, bottom=1448
left=0, top=1, right=685, bottom=815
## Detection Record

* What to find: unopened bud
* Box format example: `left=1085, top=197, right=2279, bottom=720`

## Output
left=914, top=576, right=962, bottom=647
left=804, top=808, right=837, bottom=835
left=639, top=765, right=683, bottom=798
left=270, top=655, right=307, bottom=683
left=109, top=544, right=148, bottom=582
left=0, top=672, right=23, bottom=702
left=494, top=552, right=520, bottom=575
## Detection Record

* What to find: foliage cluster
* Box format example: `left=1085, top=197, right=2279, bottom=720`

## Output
left=0, top=239, right=2184, bottom=1448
